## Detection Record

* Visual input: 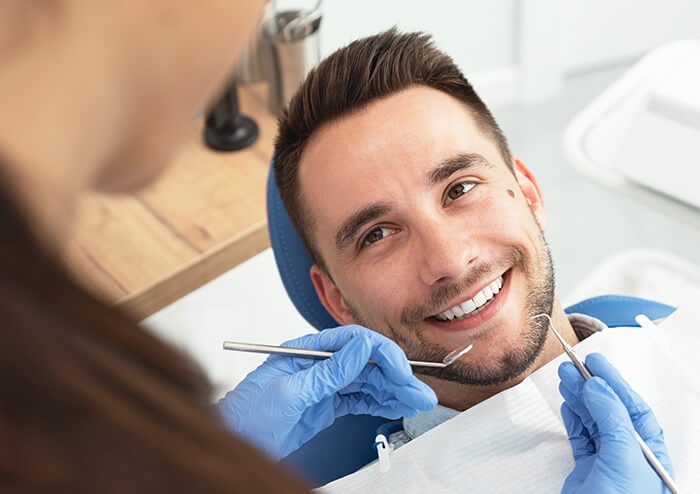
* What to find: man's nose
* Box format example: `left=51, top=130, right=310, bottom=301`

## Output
left=416, top=219, right=476, bottom=287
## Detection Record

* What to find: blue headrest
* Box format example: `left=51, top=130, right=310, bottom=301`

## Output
left=267, top=162, right=338, bottom=330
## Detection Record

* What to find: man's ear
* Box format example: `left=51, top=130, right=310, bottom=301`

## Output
left=512, top=156, right=547, bottom=230
left=310, top=264, right=356, bottom=325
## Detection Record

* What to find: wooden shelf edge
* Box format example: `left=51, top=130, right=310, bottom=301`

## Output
left=117, top=220, right=271, bottom=320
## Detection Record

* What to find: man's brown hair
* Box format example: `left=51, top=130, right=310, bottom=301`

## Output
left=274, top=28, right=511, bottom=269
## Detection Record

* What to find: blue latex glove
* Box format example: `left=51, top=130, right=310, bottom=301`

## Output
left=218, top=325, right=438, bottom=461
left=558, top=353, right=675, bottom=494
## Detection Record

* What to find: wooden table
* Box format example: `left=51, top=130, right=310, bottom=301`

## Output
left=65, top=83, right=278, bottom=319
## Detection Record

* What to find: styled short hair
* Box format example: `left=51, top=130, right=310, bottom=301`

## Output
left=274, top=28, right=511, bottom=269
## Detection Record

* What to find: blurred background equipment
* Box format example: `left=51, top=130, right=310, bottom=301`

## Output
left=565, top=40, right=700, bottom=227
left=563, top=40, right=700, bottom=304
left=202, top=7, right=274, bottom=152
left=204, top=81, right=259, bottom=151
left=236, top=16, right=266, bottom=84
left=564, top=248, right=700, bottom=309
left=262, top=2, right=322, bottom=114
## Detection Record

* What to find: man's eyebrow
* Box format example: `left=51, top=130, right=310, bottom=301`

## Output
left=335, top=202, right=392, bottom=251
left=427, top=153, right=493, bottom=188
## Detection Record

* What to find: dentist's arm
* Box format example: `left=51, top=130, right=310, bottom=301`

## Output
left=218, top=325, right=437, bottom=461
left=558, top=353, right=675, bottom=494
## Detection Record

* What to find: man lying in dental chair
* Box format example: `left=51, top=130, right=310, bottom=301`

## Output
left=219, top=29, right=676, bottom=492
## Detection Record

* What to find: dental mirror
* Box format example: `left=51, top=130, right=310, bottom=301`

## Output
left=439, top=342, right=474, bottom=367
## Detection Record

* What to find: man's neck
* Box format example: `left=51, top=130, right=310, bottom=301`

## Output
left=423, top=299, right=577, bottom=411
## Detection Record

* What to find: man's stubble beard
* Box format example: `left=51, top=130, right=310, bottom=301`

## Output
left=346, top=225, right=555, bottom=388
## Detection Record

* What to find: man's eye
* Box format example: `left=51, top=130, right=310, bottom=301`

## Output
left=446, top=181, right=476, bottom=204
left=362, top=227, right=394, bottom=247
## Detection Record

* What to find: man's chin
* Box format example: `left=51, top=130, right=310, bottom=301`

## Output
left=413, top=315, right=550, bottom=387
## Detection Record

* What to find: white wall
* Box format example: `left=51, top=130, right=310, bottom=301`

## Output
left=560, top=0, right=700, bottom=73
left=274, top=0, right=518, bottom=107
left=311, top=0, right=516, bottom=74
left=272, top=0, right=700, bottom=107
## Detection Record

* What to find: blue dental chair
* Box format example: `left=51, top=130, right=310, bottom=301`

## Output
left=265, top=164, right=675, bottom=487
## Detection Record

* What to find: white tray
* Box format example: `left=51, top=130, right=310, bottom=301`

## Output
left=564, top=40, right=700, bottom=228
left=564, top=248, right=700, bottom=309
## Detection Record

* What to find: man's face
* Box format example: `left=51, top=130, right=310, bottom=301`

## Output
left=300, top=86, right=554, bottom=387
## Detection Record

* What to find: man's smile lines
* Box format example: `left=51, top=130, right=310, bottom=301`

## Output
left=434, top=275, right=504, bottom=321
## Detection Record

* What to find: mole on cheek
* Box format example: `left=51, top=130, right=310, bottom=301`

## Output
left=507, top=189, right=515, bottom=198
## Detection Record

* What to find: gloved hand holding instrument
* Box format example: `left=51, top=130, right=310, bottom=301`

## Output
left=218, top=325, right=438, bottom=461
left=534, top=308, right=680, bottom=494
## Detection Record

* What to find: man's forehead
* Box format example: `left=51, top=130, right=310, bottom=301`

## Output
left=300, top=87, right=496, bottom=186
left=302, top=86, right=487, bottom=168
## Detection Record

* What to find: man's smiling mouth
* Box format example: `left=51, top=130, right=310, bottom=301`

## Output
left=429, top=269, right=511, bottom=322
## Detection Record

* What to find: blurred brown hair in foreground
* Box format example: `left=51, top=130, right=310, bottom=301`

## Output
left=0, top=175, right=308, bottom=493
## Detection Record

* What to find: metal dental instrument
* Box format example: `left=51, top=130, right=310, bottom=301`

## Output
left=533, top=314, right=593, bottom=379
left=532, top=314, right=681, bottom=494
left=222, top=340, right=473, bottom=369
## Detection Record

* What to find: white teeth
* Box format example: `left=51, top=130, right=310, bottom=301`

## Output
left=473, top=291, right=487, bottom=308
left=435, top=275, right=504, bottom=321
left=462, top=299, right=476, bottom=314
